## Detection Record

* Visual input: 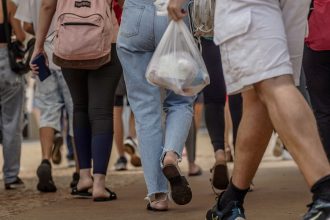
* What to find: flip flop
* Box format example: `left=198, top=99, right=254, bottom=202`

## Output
left=162, top=164, right=192, bottom=205
left=71, top=186, right=92, bottom=198
left=93, top=188, right=117, bottom=202
left=146, top=199, right=168, bottom=212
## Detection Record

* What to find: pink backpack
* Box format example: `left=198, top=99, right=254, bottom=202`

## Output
left=53, top=0, right=113, bottom=70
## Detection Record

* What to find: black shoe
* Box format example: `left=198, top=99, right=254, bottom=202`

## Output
left=303, top=199, right=330, bottom=220
left=70, top=172, right=80, bottom=189
left=162, top=164, right=192, bottom=205
left=114, top=156, right=128, bottom=171
left=52, top=132, right=63, bottom=165
left=206, top=197, right=245, bottom=220
left=36, top=160, right=57, bottom=192
left=5, top=177, right=25, bottom=190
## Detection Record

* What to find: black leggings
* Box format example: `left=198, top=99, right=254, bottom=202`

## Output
left=303, top=45, right=330, bottom=160
left=201, top=38, right=227, bottom=152
left=62, top=44, right=122, bottom=174
left=228, top=94, right=242, bottom=148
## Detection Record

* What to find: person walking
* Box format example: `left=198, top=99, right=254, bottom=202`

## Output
left=117, top=0, right=195, bottom=211
left=15, top=0, right=75, bottom=193
left=0, top=0, right=26, bottom=190
left=31, top=0, right=121, bottom=201
left=167, top=0, right=330, bottom=219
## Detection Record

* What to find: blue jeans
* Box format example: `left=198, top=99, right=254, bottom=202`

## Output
left=117, top=0, right=194, bottom=197
left=0, top=48, right=24, bottom=184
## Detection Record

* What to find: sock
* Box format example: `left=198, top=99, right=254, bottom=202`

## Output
left=311, top=174, right=330, bottom=202
left=92, top=133, right=113, bottom=175
left=218, top=179, right=249, bottom=210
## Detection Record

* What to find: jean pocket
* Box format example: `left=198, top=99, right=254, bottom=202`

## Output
left=120, top=5, right=145, bottom=38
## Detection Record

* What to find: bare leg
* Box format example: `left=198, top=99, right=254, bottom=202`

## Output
left=232, top=89, right=274, bottom=189
left=114, top=107, right=125, bottom=157
left=128, top=112, right=136, bottom=139
left=194, top=103, right=204, bottom=130
left=255, top=75, right=330, bottom=187
left=77, top=168, right=93, bottom=190
left=39, top=127, right=55, bottom=160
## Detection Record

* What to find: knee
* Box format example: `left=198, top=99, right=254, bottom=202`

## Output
left=254, top=75, right=296, bottom=105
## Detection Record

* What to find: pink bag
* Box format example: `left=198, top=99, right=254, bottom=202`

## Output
left=53, top=0, right=113, bottom=70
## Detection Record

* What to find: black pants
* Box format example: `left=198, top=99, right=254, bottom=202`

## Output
left=62, top=44, right=122, bottom=174
left=201, top=38, right=227, bottom=152
left=303, top=45, right=330, bottom=160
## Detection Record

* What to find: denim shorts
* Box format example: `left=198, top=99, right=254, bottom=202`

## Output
left=34, top=69, right=73, bottom=136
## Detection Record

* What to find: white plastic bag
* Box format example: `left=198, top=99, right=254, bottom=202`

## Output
left=146, top=20, right=210, bottom=96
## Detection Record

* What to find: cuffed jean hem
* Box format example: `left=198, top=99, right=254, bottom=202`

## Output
left=160, top=150, right=182, bottom=168
left=146, top=190, right=169, bottom=199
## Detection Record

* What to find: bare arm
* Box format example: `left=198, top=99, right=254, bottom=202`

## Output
left=23, top=22, right=34, bottom=35
left=34, top=0, right=57, bottom=52
left=30, top=0, right=57, bottom=73
left=8, top=1, right=25, bottom=42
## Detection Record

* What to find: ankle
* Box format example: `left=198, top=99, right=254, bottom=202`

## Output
left=163, top=151, right=179, bottom=166
left=93, top=174, right=106, bottom=188
left=215, top=150, right=226, bottom=163
left=218, top=180, right=249, bottom=210
left=311, top=174, right=330, bottom=202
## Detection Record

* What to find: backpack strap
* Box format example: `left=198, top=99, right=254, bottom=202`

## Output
left=1, top=0, right=12, bottom=44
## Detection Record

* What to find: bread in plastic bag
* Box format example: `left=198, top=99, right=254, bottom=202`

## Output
left=146, top=20, right=210, bottom=96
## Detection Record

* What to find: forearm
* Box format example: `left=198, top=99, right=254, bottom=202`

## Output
left=35, top=0, right=57, bottom=50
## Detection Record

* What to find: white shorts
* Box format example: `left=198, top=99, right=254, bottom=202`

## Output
left=214, top=0, right=311, bottom=94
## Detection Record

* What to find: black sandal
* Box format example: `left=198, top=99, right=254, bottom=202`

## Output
left=93, top=188, right=117, bottom=202
left=71, top=186, right=92, bottom=198
left=162, top=164, right=192, bottom=205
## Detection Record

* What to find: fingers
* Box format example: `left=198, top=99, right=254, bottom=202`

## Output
left=30, top=64, right=39, bottom=75
left=167, top=2, right=187, bottom=21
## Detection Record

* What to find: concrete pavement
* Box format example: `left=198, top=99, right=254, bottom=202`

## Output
left=0, top=133, right=311, bottom=220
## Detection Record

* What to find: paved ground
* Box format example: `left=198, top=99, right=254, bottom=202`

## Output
left=0, top=133, right=311, bottom=220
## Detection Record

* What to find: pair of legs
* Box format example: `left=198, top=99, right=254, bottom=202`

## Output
left=208, top=0, right=330, bottom=219
left=303, top=45, right=330, bottom=161
left=113, top=74, right=141, bottom=170
left=62, top=46, right=121, bottom=199
left=117, top=0, right=194, bottom=209
left=35, top=69, right=76, bottom=192
left=233, top=76, right=330, bottom=190
left=0, top=48, right=24, bottom=189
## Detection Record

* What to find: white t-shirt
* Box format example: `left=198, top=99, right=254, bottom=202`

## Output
left=15, top=0, right=59, bottom=70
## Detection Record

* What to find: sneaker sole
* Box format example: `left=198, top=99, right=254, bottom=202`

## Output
left=37, top=164, right=57, bottom=192
left=163, top=164, right=192, bottom=205
left=211, top=164, right=229, bottom=190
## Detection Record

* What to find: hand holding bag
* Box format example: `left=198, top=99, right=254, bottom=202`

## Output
left=146, top=20, right=210, bottom=96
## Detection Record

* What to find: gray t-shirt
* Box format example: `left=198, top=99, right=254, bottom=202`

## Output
left=15, top=0, right=59, bottom=70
